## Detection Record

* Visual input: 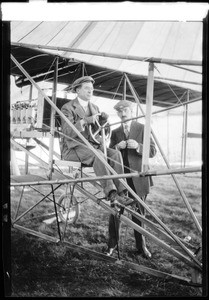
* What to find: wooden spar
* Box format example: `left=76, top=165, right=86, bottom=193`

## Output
left=101, top=127, right=107, bottom=159
left=123, top=76, right=126, bottom=100
left=12, top=42, right=202, bottom=66
left=29, top=85, right=32, bottom=100
left=183, top=92, right=189, bottom=168
left=155, top=74, right=202, bottom=84
left=166, top=63, right=202, bottom=75
left=148, top=166, right=201, bottom=176
left=181, top=103, right=186, bottom=167
left=48, top=57, right=59, bottom=179
left=147, top=96, right=201, bottom=115
left=125, top=73, right=202, bottom=236
left=82, top=62, right=85, bottom=77
left=106, top=96, right=201, bottom=129
left=23, top=85, right=34, bottom=174
left=13, top=224, right=60, bottom=243
left=11, top=54, right=201, bottom=265
left=11, top=166, right=201, bottom=187
left=142, top=62, right=154, bottom=172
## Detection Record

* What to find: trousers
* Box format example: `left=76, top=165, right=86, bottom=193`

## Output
left=108, top=175, right=146, bottom=251
left=63, top=143, right=125, bottom=197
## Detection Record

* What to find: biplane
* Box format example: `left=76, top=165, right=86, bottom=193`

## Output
left=8, top=21, right=203, bottom=287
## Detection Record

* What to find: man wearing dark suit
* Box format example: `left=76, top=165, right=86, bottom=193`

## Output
left=107, top=100, right=157, bottom=258
left=60, top=76, right=128, bottom=205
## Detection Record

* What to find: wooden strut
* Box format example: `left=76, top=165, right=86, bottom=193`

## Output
left=10, top=166, right=201, bottom=187
left=124, top=73, right=202, bottom=236
left=48, top=57, right=59, bottom=180
left=12, top=42, right=202, bottom=66
left=142, top=62, right=154, bottom=172
left=107, top=97, right=202, bottom=130
left=11, top=54, right=202, bottom=270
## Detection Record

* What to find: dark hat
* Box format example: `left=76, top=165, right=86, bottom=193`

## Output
left=114, top=100, right=132, bottom=111
left=69, top=76, right=95, bottom=93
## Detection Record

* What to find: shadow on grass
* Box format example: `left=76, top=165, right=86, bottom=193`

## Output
left=10, top=231, right=202, bottom=297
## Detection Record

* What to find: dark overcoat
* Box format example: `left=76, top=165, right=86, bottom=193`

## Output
left=109, top=121, right=157, bottom=197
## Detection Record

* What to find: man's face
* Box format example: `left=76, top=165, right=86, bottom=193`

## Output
left=117, top=106, right=132, bottom=123
left=76, top=82, right=94, bottom=101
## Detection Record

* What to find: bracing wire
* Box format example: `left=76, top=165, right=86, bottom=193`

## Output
left=77, top=65, right=125, bottom=101
left=153, top=64, right=187, bottom=105
left=94, top=69, right=122, bottom=82
left=11, top=54, right=49, bottom=71
left=112, top=74, right=125, bottom=101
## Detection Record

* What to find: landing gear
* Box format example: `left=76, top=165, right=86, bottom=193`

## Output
left=58, top=193, right=80, bottom=224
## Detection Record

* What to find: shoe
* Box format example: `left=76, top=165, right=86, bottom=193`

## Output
left=137, top=247, right=152, bottom=259
left=105, top=246, right=117, bottom=256
left=108, top=190, right=123, bottom=208
left=106, top=248, right=115, bottom=256
left=108, top=190, right=134, bottom=207
left=108, top=190, right=117, bottom=201
left=118, top=191, right=136, bottom=207
left=118, top=190, right=128, bottom=197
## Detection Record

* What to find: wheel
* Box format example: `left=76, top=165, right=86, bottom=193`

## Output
left=58, top=193, right=80, bottom=224
left=89, top=115, right=111, bottom=144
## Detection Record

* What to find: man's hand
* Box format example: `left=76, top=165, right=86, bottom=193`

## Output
left=84, top=113, right=100, bottom=124
left=117, top=140, right=127, bottom=149
left=99, top=112, right=109, bottom=126
left=126, top=139, right=139, bottom=149
left=100, top=112, right=109, bottom=121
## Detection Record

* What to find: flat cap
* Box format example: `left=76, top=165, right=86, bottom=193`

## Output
left=114, top=100, right=132, bottom=111
left=70, top=76, right=95, bottom=93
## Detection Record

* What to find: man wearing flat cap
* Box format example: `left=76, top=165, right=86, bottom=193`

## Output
left=107, top=99, right=157, bottom=258
left=61, top=76, right=129, bottom=209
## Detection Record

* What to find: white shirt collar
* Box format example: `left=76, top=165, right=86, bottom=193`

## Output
left=77, top=97, right=88, bottom=109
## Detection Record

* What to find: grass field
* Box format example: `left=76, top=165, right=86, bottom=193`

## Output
left=10, top=168, right=203, bottom=297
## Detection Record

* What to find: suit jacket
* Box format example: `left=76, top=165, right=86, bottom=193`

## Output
left=60, top=98, right=100, bottom=160
left=109, top=121, right=157, bottom=197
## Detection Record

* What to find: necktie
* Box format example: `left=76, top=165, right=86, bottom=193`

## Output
left=124, top=124, right=129, bottom=139
left=83, top=105, right=88, bottom=112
